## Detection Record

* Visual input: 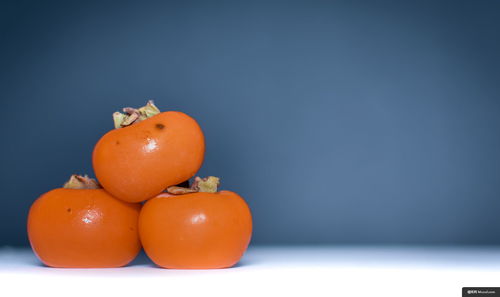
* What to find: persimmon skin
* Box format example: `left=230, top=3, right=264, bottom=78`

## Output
left=93, top=111, right=205, bottom=203
left=27, top=189, right=141, bottom=268
left=139, top=191, right=252, bottom=269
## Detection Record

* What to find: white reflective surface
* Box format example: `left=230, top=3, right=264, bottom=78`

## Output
left=80, top=209, right=100, bottom=225
left=1, top=246, right=499, bottom=297
left=190, top=213, right=207, bottom=225
left=143, top=138, right=159, bottom=153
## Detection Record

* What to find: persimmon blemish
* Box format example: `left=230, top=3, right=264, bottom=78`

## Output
left=155, top=123, right=165, bottom=130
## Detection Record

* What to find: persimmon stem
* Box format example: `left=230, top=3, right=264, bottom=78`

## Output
left=113, top=100, right=160, bottom=128
left=166, top=176, right=220, bottom=195
left=63, top=174, right=100, bottom=189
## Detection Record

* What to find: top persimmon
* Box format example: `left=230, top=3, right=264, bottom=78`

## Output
left=93, top=101, right=205, bottom=203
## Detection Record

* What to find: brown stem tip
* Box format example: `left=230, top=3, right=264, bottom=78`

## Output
left=165, top=186, right=198, bottom=195
left=113, top=100, right=160, bottom=129
left=166, top=176, right=220, bottom=195
left=63, top=174, right=101, bottom=189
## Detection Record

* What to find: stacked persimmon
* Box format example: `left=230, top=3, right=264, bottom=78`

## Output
left=27, top=101, right=252, bottom=269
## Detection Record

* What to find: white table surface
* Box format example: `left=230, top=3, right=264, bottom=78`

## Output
left=1, top=246, right=499, bottom=297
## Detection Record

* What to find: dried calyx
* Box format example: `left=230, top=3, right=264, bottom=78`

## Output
left=166, top=176, right=220, bottom=195
left=113, top=100, right=160, bottom=129
left=63, top=174, right=101, bottom=189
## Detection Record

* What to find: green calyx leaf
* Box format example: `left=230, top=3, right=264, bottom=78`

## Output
left=193, top=176, right=220, bottom=193
left=63, top=174, right=100, bottom=189
left=113, top=100, right=161, bottom=129
left=165, top=176, right=221, bottom=195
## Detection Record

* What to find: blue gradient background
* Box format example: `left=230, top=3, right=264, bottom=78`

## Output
left=1, top=0, right=500, bottom=246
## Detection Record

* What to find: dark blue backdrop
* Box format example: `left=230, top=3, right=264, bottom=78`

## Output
left=1, top=0, right=500, bottom=246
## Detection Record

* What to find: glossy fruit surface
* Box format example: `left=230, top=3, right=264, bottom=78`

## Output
left=139, top=191, right=252, bottom=269
left=28, top=188, right=141, bottom=268
left=93, top=111, right=205, bottom=203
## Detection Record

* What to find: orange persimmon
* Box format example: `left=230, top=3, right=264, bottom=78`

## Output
left=27, top=175, right=142, bottom=268
left=139, top=177, right=252, bottom=269
left=93, top=101, right=205, bottom=203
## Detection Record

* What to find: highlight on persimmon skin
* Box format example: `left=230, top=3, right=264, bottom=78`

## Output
left=27, top=175, right=142, bottom=268
left=92, top=101, right=205, bottom=203
left=139, top=177, right=253, bottom=269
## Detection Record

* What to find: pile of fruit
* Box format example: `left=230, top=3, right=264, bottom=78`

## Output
left=27, top=101, right=252, bottom=269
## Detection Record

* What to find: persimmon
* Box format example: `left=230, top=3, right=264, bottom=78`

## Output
left=27, top=175, right=142, bottom=268
left=93, top=101, right=205, bottom=203
left=139, top=177, right=252, bottom=269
